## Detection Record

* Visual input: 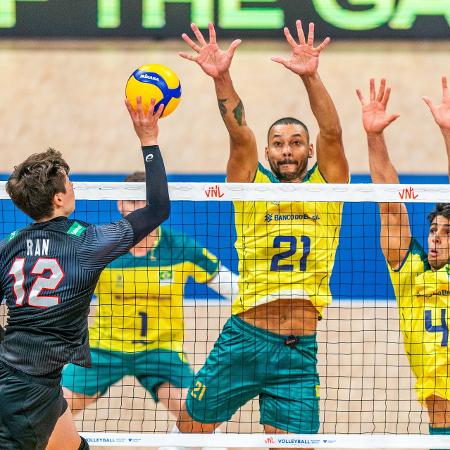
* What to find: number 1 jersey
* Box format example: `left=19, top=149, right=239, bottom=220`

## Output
left=232, top=162, right=343, bottom=316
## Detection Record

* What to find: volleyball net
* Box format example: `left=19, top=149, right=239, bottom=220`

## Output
left=1, top=181, right=450, bottom=449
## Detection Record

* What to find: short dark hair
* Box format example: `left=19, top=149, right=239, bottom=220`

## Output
left=124, top=171, right=145, bottom=182
left=267, top=117, right=310, bottom=143
left=6, top=149, right=70, bottom=221
left=428, top=203, right=450, bottom=223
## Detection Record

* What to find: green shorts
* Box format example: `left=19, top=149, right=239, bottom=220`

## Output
left=186, top=315, right=320, bottom=433
left=62, top=347, right=193, bottom=402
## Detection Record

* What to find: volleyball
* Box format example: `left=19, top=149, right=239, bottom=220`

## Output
left=125, top=63, right=182, bottom=118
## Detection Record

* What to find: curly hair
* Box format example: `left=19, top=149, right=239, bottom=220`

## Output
left=6, top=148, right=70, bottom=221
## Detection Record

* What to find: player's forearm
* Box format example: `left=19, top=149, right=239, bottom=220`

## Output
left=125, top=145, right=170, bottom=244
left=301, top=73, right=342, bottom=138
left=214, top=71, right=255, bottom=146
left=441, top=128, right=450, bottom=181
left=367, top=133, right=399, bottom=185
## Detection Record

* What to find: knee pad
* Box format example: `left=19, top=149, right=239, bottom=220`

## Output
left=78, top=436, right=90, bottom=450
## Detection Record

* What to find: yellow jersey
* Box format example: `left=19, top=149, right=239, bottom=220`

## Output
left=232, top=162, right=344, bottom=316
left=388, top=238, right=450, bottom=403
left=89, top=226, right=220, bottom=353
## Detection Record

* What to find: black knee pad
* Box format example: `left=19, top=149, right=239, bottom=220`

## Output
left=78, top=436, right=90, bottom=450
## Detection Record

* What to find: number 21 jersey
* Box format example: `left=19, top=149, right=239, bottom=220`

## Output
left=232, top=162, right=343, bottom=316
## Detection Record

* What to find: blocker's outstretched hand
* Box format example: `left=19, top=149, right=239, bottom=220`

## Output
left=271, top=20, right=330, bottom=77
left=179, top=23, right=241, bottom=79
left=357, top=79, right=400, bottom=135
left=125, top=96, right=164, bottom=147
left=423, top=76, right=450, bottom=131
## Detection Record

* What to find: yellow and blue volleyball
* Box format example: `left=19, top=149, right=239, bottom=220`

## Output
left=125, top=64, right=181, bottom=118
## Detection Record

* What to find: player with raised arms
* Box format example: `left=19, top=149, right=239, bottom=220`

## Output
left=178, top=21, right=349, bottom=441
left=61, top=170, right=238, bottom=438
left=0, top=97, right=169, bottom=450
left=357, top=76, right=450, bottom=439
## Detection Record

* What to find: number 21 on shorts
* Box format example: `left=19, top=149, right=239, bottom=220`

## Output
left=191, top=381, right=207, bottom=401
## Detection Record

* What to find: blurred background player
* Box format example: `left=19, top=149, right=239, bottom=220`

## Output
left=177, top=20, right=348, bottom=440
left=0, top=97, right=169, bottom=450
left=357, top=77, right=450, bottom=440
left=61, top=170, right=238, bottom=438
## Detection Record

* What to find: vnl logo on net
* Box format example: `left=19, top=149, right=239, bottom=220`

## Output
left=204, top=185, right=225, bottom=199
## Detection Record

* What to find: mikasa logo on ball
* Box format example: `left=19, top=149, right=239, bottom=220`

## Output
left=139, top=74, right=160, bottom=82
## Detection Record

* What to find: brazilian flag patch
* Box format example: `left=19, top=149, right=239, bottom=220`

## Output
left=159, top=270, right=173, bottom=283
left=67, top=221, right=87, bottom=236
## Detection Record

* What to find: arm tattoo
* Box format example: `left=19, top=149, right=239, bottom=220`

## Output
left=233, top=100, right=244, bottom=126
left=218, top=98, right=228, bottom=118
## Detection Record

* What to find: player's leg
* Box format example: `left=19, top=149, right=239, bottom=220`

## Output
left=63, top=387, right=98, bottom=413
left=61, top=347, right=127, bottom=414
left=45, top=406, right=84, bottom=450
left=137, top=349, right=193, bottom=417
left=156, top=382, right=187, bottom=416
left=426, top=395, right=450, bottom=428
left=179, top=316, right=260, bottom=433
left=426, top=395, right=450, bottom=450
left=135, top=349, right=215, bottom=433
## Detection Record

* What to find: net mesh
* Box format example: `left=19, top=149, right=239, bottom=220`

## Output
left=1, top=181, right=450, bottom=449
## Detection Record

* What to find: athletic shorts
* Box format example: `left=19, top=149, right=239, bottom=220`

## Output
left=185, top=315, right=320, bottom=433
left=62, top=347, right=193, bottom=402
left=0, top=360, right=67, bottom=450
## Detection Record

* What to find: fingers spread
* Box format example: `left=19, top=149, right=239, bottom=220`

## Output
left=370, top=78, right=375, bottom=102
left=284, top=27, right=297, bottom=48
left=136, top=96, right=145, bottom=121
left=316, top=37, right=331, bottom=52
left=376, top=79, right=386, bottom=103
left=442, top=76, right=448, bottom=98
left=356, top=89, right=366, bottom=106
left=154, top=103, right=165, bottom=120
left=208, top=23, right=216, bottom=44
left=307, top=22, right=314, bottom=46
left=228, top=39, right=242, bottom=57
left=387, top=113, right=400, bottom=125
left=271, top=56, right=289, bottom=67
left=191, top=23, right=207, bottom=47
left=181, top=33, right=201, bottom=53
left=178, top=51, right=197, bottom=62
left=422, top=96, right=434, bottom=110
left=296, top=19, right=306, bottom=45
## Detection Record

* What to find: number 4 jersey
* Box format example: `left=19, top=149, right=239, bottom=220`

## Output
left=388, top=238, right=450, bottom=404
left=232, top=162, right=344, bottom=316
left=0, top=217, right=134, bottom=376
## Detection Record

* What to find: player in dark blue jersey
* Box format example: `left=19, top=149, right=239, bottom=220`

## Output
left=0, top=97, right=170, bottom=450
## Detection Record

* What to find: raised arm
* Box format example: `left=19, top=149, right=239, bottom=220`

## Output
left=271, top=20, right=348, bottom=183
left=423, top=76, right=450, bottom=181
left=124, top=97, right=170, bottom=244
left=180, top=23, right=258, bottom=182
left=357, top=79, right=411, bottom=269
